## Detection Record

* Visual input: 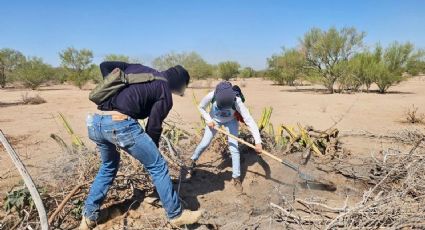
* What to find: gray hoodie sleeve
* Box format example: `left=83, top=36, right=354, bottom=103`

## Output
left=234, top=98, right=262, bottom=144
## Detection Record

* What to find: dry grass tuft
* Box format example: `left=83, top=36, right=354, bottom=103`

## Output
left=404, top=104, right=424, bottom=124
left=21, top=93, right=47, bottom=105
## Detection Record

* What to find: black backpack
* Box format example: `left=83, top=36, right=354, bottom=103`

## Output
left=232, top=85, right=245, bottom=103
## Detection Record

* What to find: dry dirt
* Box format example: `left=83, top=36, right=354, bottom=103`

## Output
left=1, top=77, right=425, bottom=229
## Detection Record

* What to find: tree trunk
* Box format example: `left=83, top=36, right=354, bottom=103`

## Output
left=0, top=67, right=5, bottom=88
left=325, top=80, right=335, bottom=93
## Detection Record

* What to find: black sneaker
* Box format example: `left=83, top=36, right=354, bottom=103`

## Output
left=186, top=160, right=196, bottom=179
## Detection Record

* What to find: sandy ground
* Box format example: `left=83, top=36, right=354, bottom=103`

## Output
left=1, top=77, right=425, bottom=228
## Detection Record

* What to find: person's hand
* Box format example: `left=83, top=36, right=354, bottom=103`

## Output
left=207, top=122, right=215, bottom=129
left=255, top=144, right=263, bottom=153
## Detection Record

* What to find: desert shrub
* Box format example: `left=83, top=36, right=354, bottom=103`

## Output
left=217, top=61, right=240, bottom=80
left=103, top=54, right=130, bottom=62
left=300, top=27, right=365, bottom=93
left=404, top=104, right=424, bottom=124
left=267, top=48, right=305, bottom=86
left=372, top=62, right=402, bottom=93
left=252, top=69, right=267, bottom=79
left=406, top=49, right=425, bottom=76
left=337, top=72, right=362, bottom=92
left=15, top=57, right=52, bottom=89
left=59, top=47, right=94, bottom=89
left=87, top=64, right=102, bottom=84
left=383, top=42, right=414, bottom=75
left=370, top=42, right=415, bottom=93
left=51, top=67, right=68, bottom=84
left=239, top=67, right=255, bottom=79
left=0, top=48, right=26, bottom=88
left=348, top=51, right=379, bottom=92
left=265, top=68, right=285, bottom=85
left=153, top=51, right=213, bottom=80
left=21, top=93, right=47, bottom=104
left=346, top=43, right=418, bottom=94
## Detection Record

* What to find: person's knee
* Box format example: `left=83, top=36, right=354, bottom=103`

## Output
left=145, top=157, right=168, bottom=176
left=228, top=142, right=239, bottom=154
left=197, top=139, right=212, bottom=151
left=200, top=141, right=212, bottom=150
left=101, top=161, right=119, bottom=175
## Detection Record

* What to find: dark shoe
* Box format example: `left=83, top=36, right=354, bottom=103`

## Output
left=187, top=160, right=197, bottom=178
left=232, top=177, right=243, bottom=193
left=170, top=209, right=204, bottom=227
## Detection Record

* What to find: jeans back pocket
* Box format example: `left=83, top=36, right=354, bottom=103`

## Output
left=87, top=114, right=100, bottom=141
left=113, top=125, right=136, bottom=149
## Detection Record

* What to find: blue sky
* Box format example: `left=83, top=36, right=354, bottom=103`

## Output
left=1, top=0, right=424, bottom=69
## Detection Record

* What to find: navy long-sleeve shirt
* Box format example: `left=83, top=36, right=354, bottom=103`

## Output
left=98, top=61, right=173, bottom=146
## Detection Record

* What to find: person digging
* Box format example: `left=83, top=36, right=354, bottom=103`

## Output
left=188, top=81, right=262, bottom=193
left=80, top=61, right=203, bottom=229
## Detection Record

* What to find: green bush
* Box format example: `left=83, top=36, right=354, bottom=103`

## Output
left=103, top=54, right=130, bottom=62
left=267, top=48, right=305, bottom=86
left=373, top=62, right=403, bottom=93
left=348, top=51, right=379, bottom=92
left=239, top=67, right=255, bottom=79
left=371, top=42, right=416, bottom=93
left=15, top=57, right=52, bottom=89
left=0, top=48, right=26, bottom=88
left=153, top=51, right=213, bottom=80
left=59, top=47, right=94, bottom=89
left=406, top=49, right=425, bottom=76
left=300, top=27, right=365, bottom=93
left=217, top=61, right=240, bottom=80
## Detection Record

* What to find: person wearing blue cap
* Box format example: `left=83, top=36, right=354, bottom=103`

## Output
left=189, top=81, right=262, bottom=192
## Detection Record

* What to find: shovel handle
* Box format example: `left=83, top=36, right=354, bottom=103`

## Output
left=213, top=126, right=284, bottom=164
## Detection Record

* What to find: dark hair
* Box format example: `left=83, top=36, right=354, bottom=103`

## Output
left=164, top=65, right=190, bottom=91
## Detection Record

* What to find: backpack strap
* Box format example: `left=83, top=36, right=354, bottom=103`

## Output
left=125, top=73, right=167, bottom=84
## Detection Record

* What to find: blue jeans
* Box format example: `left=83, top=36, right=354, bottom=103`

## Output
left=83, top=114, right=182, bottom=221
left=191, top=119, right=240, bottom=178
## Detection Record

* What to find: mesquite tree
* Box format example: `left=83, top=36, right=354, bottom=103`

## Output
left=300, top=27, right=365, bottom=93
left=59, top=47, right=93, bottom=89
left=267, top=48, right=305, bottom=86
left=0, top=49, right=26, bottom=88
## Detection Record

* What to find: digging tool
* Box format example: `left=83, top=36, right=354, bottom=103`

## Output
left=213, top=126, right=336, bottom=191
left=0, top=130, right=49, bottom=230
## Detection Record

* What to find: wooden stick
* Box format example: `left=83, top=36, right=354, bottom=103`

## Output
left=296, top=199, right=346, bottom=213
left=0, top=130, right=49, bottom=230
left=48, top=183, right=85, bottom=224
left=213, top=126, right=284, bottom=163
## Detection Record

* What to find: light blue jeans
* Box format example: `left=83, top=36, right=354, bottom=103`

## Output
left=191, top=119, right=240, bottom=178
left=83, top=114, right=182, bottom=221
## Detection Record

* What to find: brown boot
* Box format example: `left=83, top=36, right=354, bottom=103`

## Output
left=233, top=177, right=243, bottom=193
left=169, top=209, right=204, bottom=227
left=79, top=217, right=96, bottom=230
